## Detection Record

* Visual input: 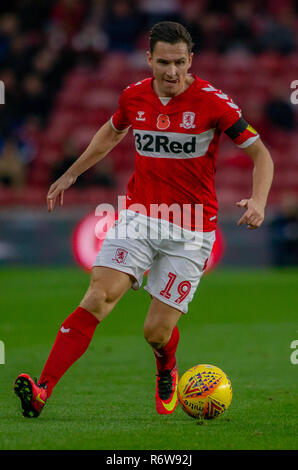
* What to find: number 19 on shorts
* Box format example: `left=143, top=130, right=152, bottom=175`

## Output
left=160, top=272, right=191, bottom=305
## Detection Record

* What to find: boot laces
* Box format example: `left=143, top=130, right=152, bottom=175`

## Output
left=33, top=377, right=47, bottom=390
left=157, top=370, right=173, bottom=400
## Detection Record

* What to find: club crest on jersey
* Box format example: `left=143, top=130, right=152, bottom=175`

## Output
left=112, top=248, right=128, bottom=264
left=180, top=112, right=196, bottom=129
left=157, top=114, right=170, bottom=130
left=136, top=111, right=146, bottom=121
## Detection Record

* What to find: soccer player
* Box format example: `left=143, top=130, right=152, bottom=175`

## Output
left=14, top=22, right=274, bottom=418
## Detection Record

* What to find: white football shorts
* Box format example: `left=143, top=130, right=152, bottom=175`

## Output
left=93, top=210, right=215, bottom=314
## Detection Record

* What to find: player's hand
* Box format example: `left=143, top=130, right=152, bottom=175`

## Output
left=47, top=173, right=77, bottom=212
left=236, top=198, right=265, bottom=230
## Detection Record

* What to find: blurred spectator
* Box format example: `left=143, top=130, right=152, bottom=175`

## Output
left=0, top=13, right=19, bottom=64
left=15, top=0, right=52, bottom=33
left=92, top=157, right=116, bottom=188
left=50, top=0, right=87, bottom=41
left=32, top=48, right=58, bottom=82
left=104, top=0, right=145, bottom=52
left=0, top=138, right=26, bottom=189
left=139, top=0, right=182, bottom=27
left=257, top=5, right=297, bottom=55
left=72, top=23, right=108, bottom=56
left=269, top=193, right=298, bottom=266
left=0, top=12, right=19, bottom=37
left=51, top=139, right=115, bottom=188
left=223, top=1, right=258, bottom=54
left=0, top=68, right=20, bottom=135
left=32, top=47, right=75, bottom=97
left=51, top=138, right=79, bottom=183
left=198, top=11, right=227, bottom=53
left=19, top=74, right=51, bottom=124
left=180, top=2, right=203, bottom=53
left=265, top=81, right=296, bottom=132
left=71, top=0, right=108, bottom=57
left=5, top=33, right=37, bottom=80
left=17, top=116, right=42, bottom=164
left=87, top=0, right=107, bottom=22
left=204, top=0, right=230, bottom=14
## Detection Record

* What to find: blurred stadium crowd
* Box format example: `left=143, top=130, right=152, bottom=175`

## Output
left=0, top=0, right=297, bottom=215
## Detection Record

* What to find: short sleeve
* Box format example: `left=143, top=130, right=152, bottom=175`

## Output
left=213, top=91, right=242, bottom=132
left=110, top=91, right=131, bottom=132
left=201, top=84, right=259, bottom=148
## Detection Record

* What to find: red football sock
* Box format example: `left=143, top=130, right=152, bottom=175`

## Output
left=39, top=307, right=99, bottom=397
left=152, top=326, right=180, bottom=372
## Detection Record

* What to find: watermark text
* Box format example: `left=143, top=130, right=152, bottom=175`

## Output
left=94, top=196, right=205, bottom=250
left=290, top=80, right=298, bottom=104
left=0, top=341, right=5, bottom=364
left=0, top=81, right=4, bottom=104
left=290, top=340, right=298, bottom=364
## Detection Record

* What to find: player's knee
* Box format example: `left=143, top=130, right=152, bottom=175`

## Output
left=81, top=284, right=108, bottom=315
left=144, top=325, right=170, bottom=349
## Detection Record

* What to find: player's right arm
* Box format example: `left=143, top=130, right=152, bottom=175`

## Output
left=47, top=120, right=128, bottom=212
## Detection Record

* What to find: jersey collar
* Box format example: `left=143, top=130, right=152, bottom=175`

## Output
left=150, top=74, right=198, bottom=109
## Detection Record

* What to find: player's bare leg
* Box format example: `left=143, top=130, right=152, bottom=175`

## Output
left=80, top=266, right=133, bottom=321
left=14, top=267, right=133, bottom=418
left=144, top=297, right=181, bottom=414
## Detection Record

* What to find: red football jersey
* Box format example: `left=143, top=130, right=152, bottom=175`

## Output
left=111, top=74, right=259, bottom=231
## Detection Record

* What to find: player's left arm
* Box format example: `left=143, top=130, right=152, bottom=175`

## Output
left=212, top=88, right=274, bottom=229
left=236, top=137, right=274, bottom=230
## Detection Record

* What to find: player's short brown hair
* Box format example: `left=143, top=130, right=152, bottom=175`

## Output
left=149, top=21, right=194, bottom=54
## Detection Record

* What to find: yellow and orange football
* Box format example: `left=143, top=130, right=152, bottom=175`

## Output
left=177, top=364, right=232, bottom=420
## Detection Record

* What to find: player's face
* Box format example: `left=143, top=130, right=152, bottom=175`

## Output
left=147, top=41, right=193, bottom=97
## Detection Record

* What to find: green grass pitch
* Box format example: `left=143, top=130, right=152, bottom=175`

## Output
left=0, top=267, right=297, bottom=450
